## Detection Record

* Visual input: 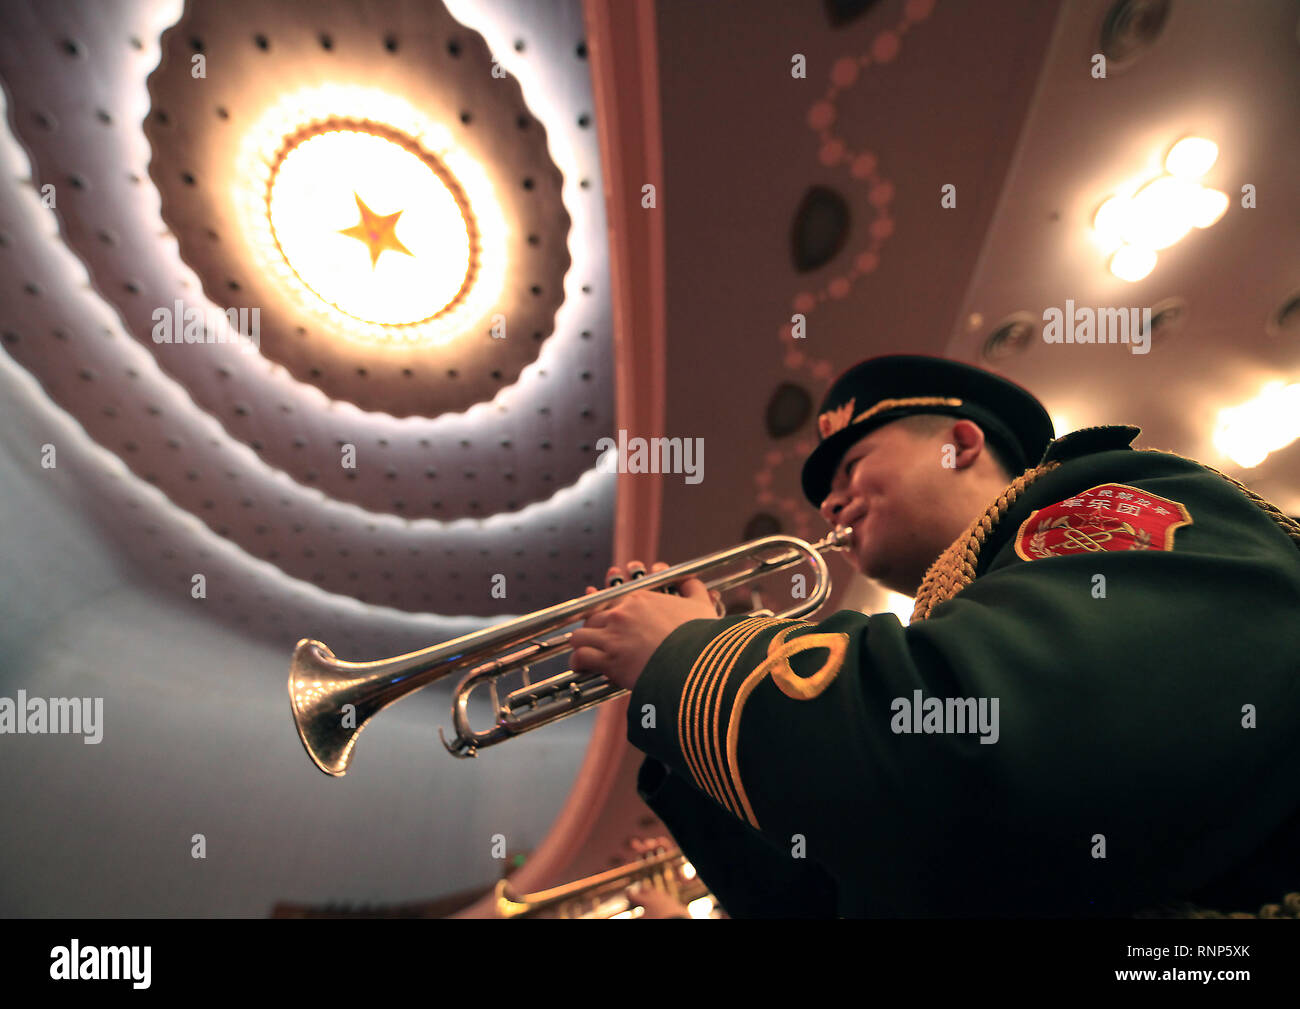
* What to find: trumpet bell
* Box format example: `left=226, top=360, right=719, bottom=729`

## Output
left=288, top=638, right=423, bottom=776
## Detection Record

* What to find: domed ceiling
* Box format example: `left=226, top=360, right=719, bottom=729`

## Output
left=0, top=0, right=614, bottom=658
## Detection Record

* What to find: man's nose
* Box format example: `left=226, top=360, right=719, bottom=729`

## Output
left=820, top=491, right=847, bottom=526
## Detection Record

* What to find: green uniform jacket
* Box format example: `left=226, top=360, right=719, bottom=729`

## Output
left=627, top=426, right=1300, bottom=917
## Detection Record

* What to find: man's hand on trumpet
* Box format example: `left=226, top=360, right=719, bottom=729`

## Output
left=570, top=561, right=723, bottom=692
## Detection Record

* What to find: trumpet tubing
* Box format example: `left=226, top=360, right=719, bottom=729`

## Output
left=288, top=527, right=853, bottom=775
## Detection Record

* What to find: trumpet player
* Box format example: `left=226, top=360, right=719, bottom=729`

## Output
left=569, top=354, right=1300, bottom=918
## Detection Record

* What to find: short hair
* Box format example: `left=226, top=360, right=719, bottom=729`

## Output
left=894, top=413, right=1016, bottom=479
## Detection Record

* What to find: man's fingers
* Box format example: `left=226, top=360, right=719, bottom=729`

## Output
left=569, top=643, right=611, bottom=672
left=676, top=576, right=711, bottom=600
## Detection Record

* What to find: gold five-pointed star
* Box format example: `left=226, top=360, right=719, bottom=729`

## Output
left=338, top=193, right=415, bottom=269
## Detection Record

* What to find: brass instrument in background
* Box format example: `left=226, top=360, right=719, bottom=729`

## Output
left=288, top=527, right=853, bottom=774
left=496, top=845, right=716, bottom=918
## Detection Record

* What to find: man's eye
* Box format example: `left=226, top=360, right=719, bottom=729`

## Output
left=846, top=458, right=859, bottom=476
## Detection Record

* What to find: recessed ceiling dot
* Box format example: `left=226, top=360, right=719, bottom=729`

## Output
left=254, top=33, right=269, bottom=51
left=216, top=106, right=229, bottom=120
left=527, top=234, right=539, bottom=246
left=95, top=109, right=111, bottom=124
left=384, top=34, right=398, bottom=53
left=576, top=41, right=588, bottom=58
left=578, top=114, right=591, bottom=128
left=516, top=114, right=529, bottom=129
left=319, top=33, right=333, bottom=50
left=580, top=330, right=592, bottom=339
left=514, top=38, right=525, bottom=51
left=447, top=38, right=461, bottom=56
left=62, top=38, right=83, bottom=57
left=522, top=177, right=534, bottom=190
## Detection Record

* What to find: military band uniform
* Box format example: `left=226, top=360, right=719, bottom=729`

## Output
left=628, top=420, right=1300, bottom=917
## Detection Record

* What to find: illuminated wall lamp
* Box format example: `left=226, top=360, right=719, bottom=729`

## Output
left=1094, top=137, right=1229, bottom=283
left=1213, top=381, right=1300, bottom=468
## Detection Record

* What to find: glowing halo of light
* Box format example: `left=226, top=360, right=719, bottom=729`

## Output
left=265, top=120, right=479, bottom=326
left=235, top=85, right=509, bottom=348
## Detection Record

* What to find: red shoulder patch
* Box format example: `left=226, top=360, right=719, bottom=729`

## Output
left=1014, top=483, right=1192, bottom=561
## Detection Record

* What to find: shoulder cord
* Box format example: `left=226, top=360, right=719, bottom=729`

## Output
left=1135, top=448, right=1300, bottom=554
left=909, top=460, right=1061, bottom=623
left=909, top=449, right=1300, bottom=918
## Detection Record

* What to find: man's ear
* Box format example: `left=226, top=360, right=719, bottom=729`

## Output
left=948, top=419, right=986, bottom=470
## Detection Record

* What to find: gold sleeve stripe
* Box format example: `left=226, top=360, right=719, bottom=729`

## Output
left=851, top=396, right=962, bottom=425
left=676, top=617, right=760, bottom=806
left=725, top=627, right=849, bottom=830
left=678, top=617, right=771, bottom=814
left=696, top=618, right=776, bottom=814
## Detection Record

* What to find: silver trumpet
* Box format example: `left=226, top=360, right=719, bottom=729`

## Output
left=288, top=527, right=854, bottom=775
